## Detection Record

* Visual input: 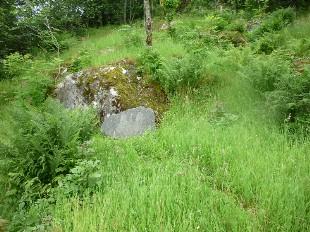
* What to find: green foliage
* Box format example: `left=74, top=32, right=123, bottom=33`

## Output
left=227, top=19, right=247, bottom=33
left=243, top=54, right=291, bottom=92
left=2, top=53, right=32, bottom=80
left=250, top=8, right=296, bottom=40
left=162, top=0, right=180, bottom=10
left=120, top=25, right=144, bottom=47
left=267, top=66, right=310, bottom=125
left=157, top=52, right=206, bottom=93
left=0, top=99, right=98, bottom=208
left=138, top=48, right=163, bottom=77
left=0, top=52, right=54, bottom=105
left=161, top=0, right=181, bottom=35
left=254, top=33, right=284, bottom=54
left=138, top=48, right=209, bottom=93
left=55, top=159, right=102, bottom=197
left=191, top=0, right=308, bottom=11
left=68, top=49, right=92, bottom=72
left=7, top=198, right=53, bottom=232
left=292, top=38, right=310, bottom=57
left=243, top=54, right=310, bottom=125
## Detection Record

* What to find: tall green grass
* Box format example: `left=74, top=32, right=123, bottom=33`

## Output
left=49, top=46, right=309, bottom=231
left=49, top=84, right=309, bottom=231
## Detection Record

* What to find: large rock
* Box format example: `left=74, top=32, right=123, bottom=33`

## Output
left=55, top=72, right=89, bottom=109
left=102, top=107, right=155, bottom=138
left=55, top=60, right=167, bottom=122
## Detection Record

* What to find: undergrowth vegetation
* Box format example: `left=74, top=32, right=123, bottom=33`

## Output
left=0, top=4, right=309, bottom=232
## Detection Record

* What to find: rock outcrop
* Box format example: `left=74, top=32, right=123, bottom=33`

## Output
left=55, top=60, right=167, bottom=137
left=102, top=107, right=155, bottom=138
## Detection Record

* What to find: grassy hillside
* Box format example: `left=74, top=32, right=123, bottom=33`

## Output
left=0, top=7, right=309, bottom=232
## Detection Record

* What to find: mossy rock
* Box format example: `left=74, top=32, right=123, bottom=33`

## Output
left=56, top=59, right=168, bottom=122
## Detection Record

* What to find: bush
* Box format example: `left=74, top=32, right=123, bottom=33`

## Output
left=157, top=51, right=207, bottom=93
left=0, top=99, right=98, bottom=207
left=254, top=33, right=285, bottom=54
left=138, top=48, right=215, bottom=93
left=138, top=48, right=163, bottom=77
left=7, top=198, right=53, bottom=232
left=267, top=66, right=310, bottom=125
left=120, top=25, right=144, bottom=47
left=243, top=54, right=310, bottom=127
left=205, top=14, right=230, bottom=31
left=290, top=38, right=310, bottom=57
left=227, top=19, right=247, bottom=33
left=68, top=49, right=92, bottom=72
left=243, top=54, right=291, bottom=92
left=250, top=8, right=296, bottom=40
left=54, top=159, right=102, bottom=197
left=1, top=52, right=32, bottom=80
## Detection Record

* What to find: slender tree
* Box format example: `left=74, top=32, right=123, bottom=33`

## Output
left=124, top=0, right=127, bottom=24
left=144, top=0, right=152, bottom=46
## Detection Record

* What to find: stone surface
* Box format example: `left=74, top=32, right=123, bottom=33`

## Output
left=55, top=72, right=88, bottom=109
left=102, top=107, right=155, bottom=138
left=55, top=60, right=167, bottom=121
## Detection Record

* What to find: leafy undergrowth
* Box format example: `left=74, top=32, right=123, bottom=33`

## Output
left=0, top=7, right=310, bottom=232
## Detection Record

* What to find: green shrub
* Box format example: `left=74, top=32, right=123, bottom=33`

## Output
left=267, top=66, right=310, bottom=125
left=254, top=33, right=284, bottom=54
left=250, top=8, right=296, bottom=40
left=290, top=38, right=310, bottom=57
left=243, top=54, right=291, bottom=92
left=56, top=32, right=78, bottom=51
left=138, top=48, right=163, bottom=77
left=176, top=26, right=203, bottom=49
left=227, top=19, right=247, bottom=33
left=2, top=52, right=32, bottom=80
left=68, top=49, right=92, bottom=72
left=125, top=31, right=144, bottom=47
left=205, top=14, right=230, bottom=31
left=161, top=0, right=180, bottom=31
left=0, top=99, right=98, bottom=207
left=243, top=54, right=310, bottom=127
left=54, top=159, right=102, bottom=197
left=7, top=198, right=53, bottom=232
left=156, top=51, right=206, bottom=93
left=138, top=48, right=208, bottom=93
left=18, top=74, right=54, bottom=106
left=120, top=25, right=144, bottom=47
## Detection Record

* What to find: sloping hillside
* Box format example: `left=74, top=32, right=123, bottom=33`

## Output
left=0, top=7, right=309, bottom=232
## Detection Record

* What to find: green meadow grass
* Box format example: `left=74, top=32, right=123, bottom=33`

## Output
left=50, top=77, right=309, bottom=231
left=50, top=46, right=309, bottom=231
left=60, top=24, right=186, bottom=68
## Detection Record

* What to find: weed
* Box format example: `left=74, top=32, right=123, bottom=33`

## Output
left=1, top=52, right=32, bottom=80
left=0, top=99, right=98, bottom=209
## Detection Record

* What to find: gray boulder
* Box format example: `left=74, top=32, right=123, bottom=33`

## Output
left=55, top=72, right=88, bottom=109
left=102, top=107, right=155, bottom=138
left=55, top=69, right=121, bottom=120
left=55, top=60, right=167, bottom=122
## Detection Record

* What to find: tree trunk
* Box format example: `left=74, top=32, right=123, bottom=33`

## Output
left=144, top=0, right=152, bottom=46
left=129, top=0, right=132, bottom=23
left=124, top=0, right=127, bottom=24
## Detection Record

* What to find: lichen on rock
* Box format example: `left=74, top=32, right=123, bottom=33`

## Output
left=55, top=59, right=168, bottom=122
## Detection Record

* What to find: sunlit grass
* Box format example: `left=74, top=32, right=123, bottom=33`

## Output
left=50, top=45, right=309, bottom=231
